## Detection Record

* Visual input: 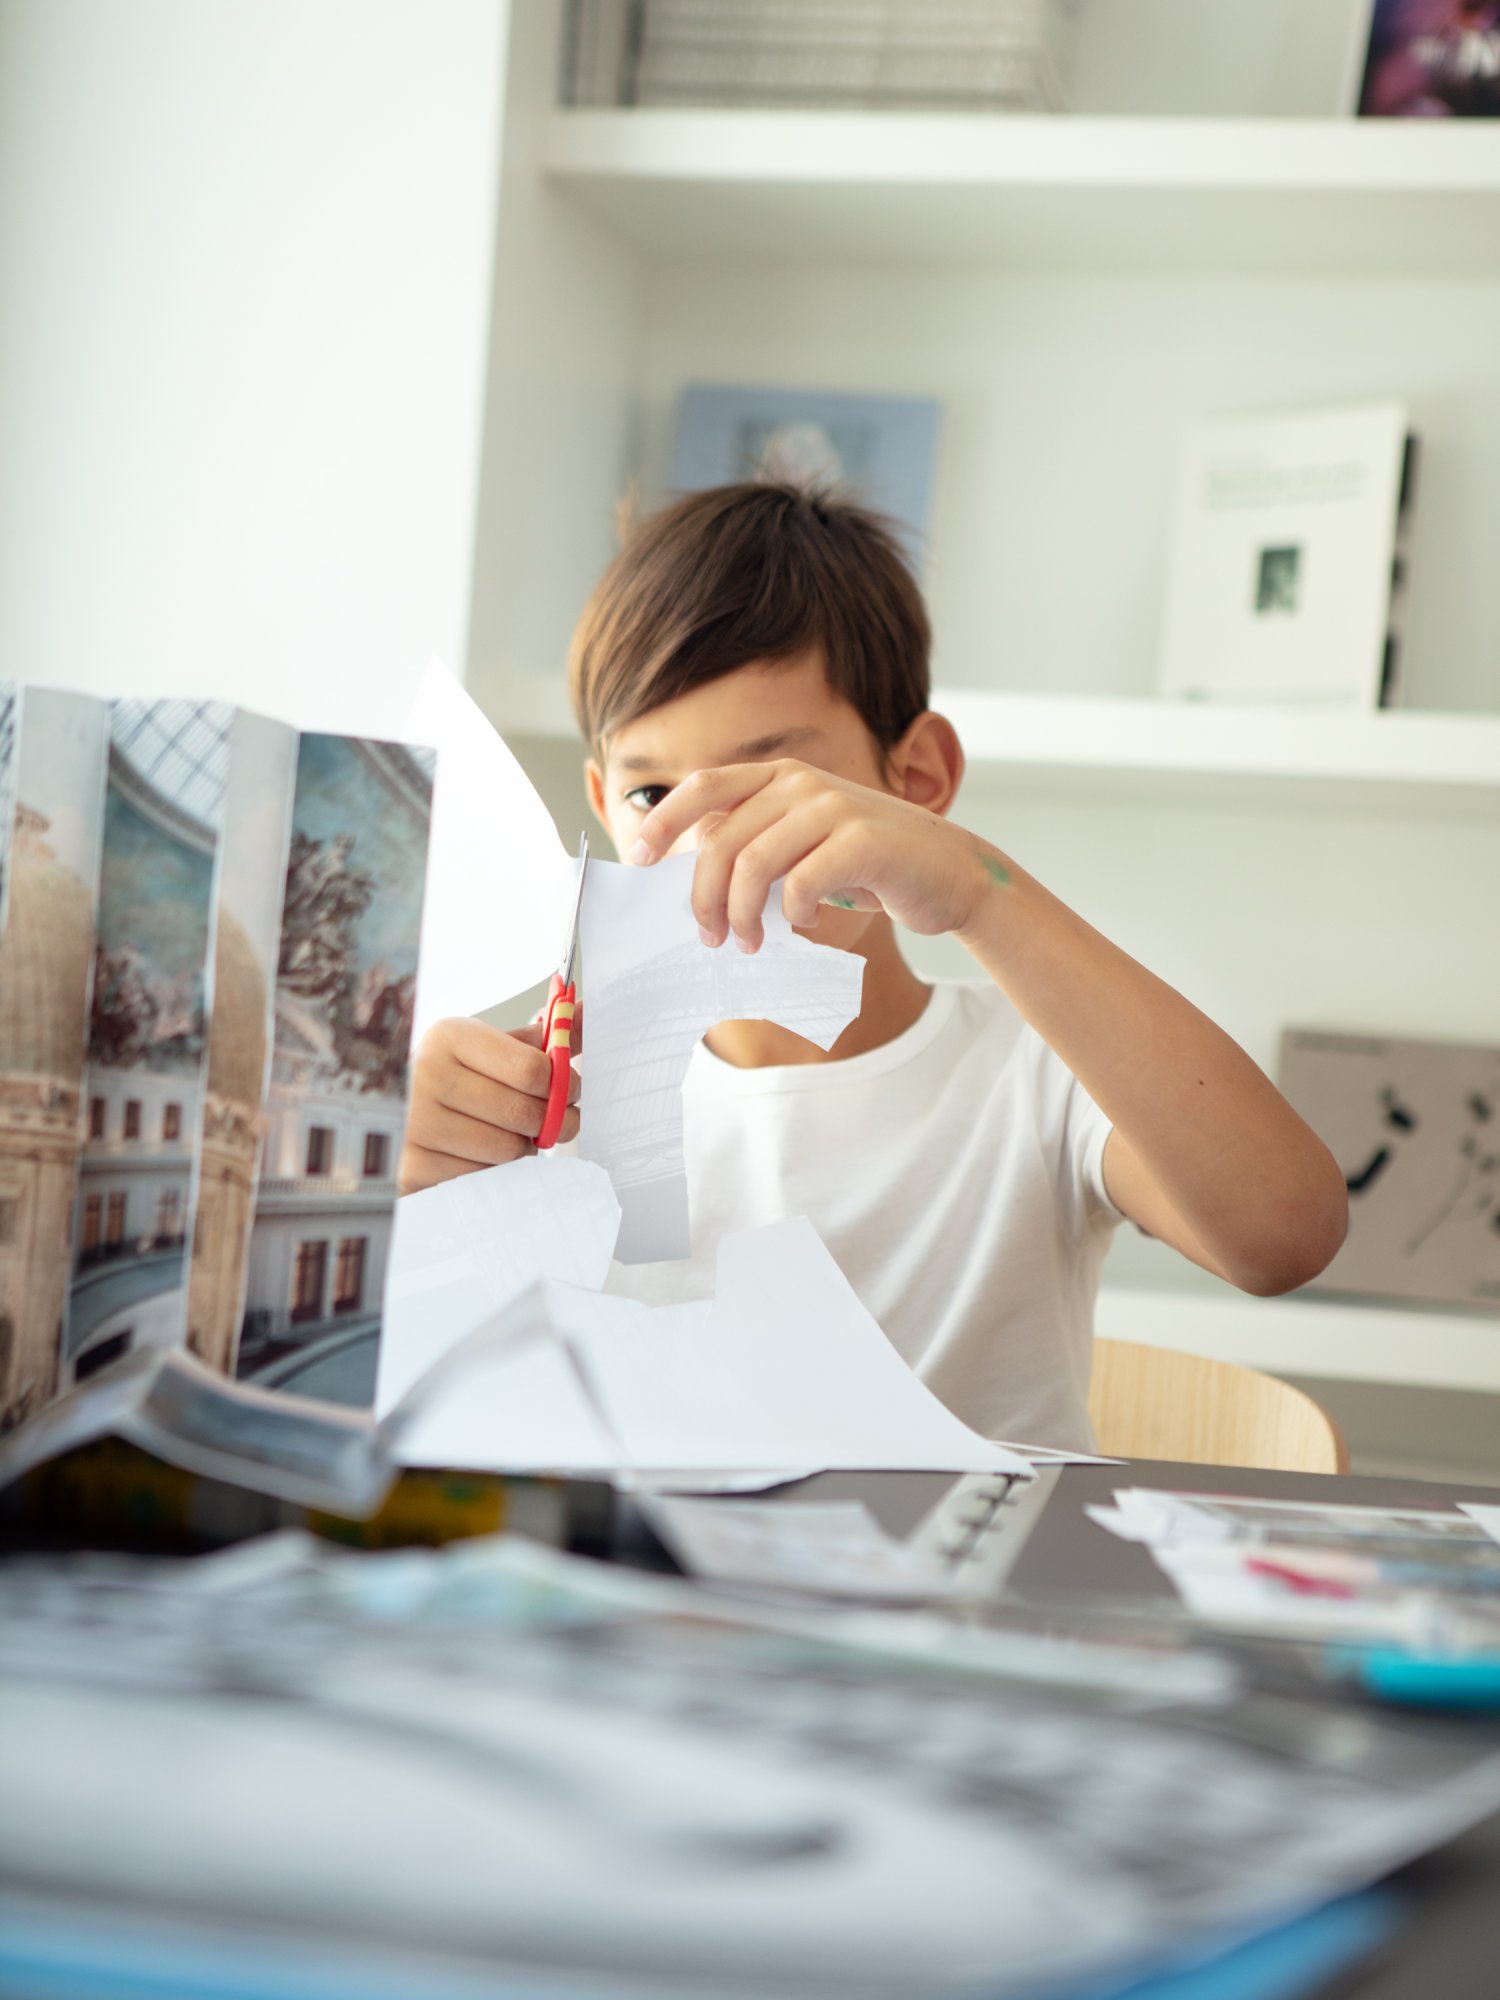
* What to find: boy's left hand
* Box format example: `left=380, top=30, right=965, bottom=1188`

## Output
left=626, top=759, right=1001, bottom=951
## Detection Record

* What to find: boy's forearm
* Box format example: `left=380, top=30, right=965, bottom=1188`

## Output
left=951, top=845, right=1348, bottom=1294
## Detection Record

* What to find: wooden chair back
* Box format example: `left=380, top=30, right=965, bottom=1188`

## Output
left=1088, top=1338, right=1348, bottom=1475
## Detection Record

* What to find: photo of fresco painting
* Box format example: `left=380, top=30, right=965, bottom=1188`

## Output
left=0, top=687, right=110, bottom=1433
left=61, top=701, right=231, bottom=1391
left=235, top=732, right=433, bottom=1404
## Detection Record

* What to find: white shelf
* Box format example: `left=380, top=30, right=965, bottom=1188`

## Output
left=546, top=112, right=1500, bottom=276
left=937, top=690, right=1500, bottom=812
left=1097, top=1286, right=1500, bottom=1395
left=501, top=675, right=1500, bottom=814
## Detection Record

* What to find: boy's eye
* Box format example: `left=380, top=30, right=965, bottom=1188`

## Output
left=623, top=784, right=672, bottom=812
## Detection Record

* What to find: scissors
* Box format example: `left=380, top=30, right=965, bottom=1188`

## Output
left=537, top=832, right=589, bottom=1150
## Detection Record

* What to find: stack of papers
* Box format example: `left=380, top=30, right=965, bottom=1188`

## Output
left=381, top=1163, right=1030, bottom=1485
left=1090, top=1487, right=1500, bottom=1646
left=4, top=1533, right=1498, bottom=2000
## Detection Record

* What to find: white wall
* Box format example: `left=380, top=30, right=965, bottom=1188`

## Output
left=0, top=0, right=509, bottom=734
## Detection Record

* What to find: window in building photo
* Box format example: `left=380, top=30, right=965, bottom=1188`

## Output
left=124, top=1100, right=142, bottom=1140
left=156, top=1188, right=182, bottom=1242
left=291, top=1239, right=328, bottom=1324
left=334, top=1236, right=366, bottom=1315
left=163, top=1102, right=182, bottom=1142
left=105, top=1192, right=127, bottom=1247
left=89, top=1097, right=106, bottom=1140
left=305, top=1126, right=333, bottom=1177
left=76, top=1330, right=132, bottom=1380
left=363, top=1132, right=388, bottom=1179
left=81, top=1194, right=102, bottom=1254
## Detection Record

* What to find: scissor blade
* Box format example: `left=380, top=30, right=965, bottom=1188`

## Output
left=558, top=831, right=589, bottom=987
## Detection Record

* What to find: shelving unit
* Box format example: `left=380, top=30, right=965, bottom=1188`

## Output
left=468, top=4, right=1500, bottom=1412
left=504, top=675, right=1500, bottom=815
left=545, top=110, right=1500, bottom=276
left=1095, top=1287, right=1499, bottom=1394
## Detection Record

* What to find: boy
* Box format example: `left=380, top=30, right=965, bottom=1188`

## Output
left=401, top=483, right=1346, bottom=1449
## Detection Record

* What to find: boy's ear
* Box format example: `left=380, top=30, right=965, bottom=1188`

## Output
left=584, top=757, right=608, bottom=829
left=888, top=711, right=965, bottom=819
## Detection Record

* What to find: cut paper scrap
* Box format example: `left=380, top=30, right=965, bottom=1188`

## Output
left=376, top=1154, right=621, bottom=1417
left=404, top=658, right=576, bottom=1044
left=393, top=1214, right=1030, bottom=1482
left=580, top=853, right=864, bottom=1262
left=640, top=1495, right=962, bottom=1604
left=1460, top=1503, right=1500, bottom=1549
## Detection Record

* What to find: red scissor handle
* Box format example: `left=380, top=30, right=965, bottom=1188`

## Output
left=536, top=973, right=576, bottom=1150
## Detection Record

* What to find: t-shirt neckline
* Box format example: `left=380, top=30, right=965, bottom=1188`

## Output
left=691, top=980, right=958, bottom=1096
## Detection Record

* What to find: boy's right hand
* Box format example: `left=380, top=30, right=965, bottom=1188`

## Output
left=398, top=1017, right=581, bottom=1196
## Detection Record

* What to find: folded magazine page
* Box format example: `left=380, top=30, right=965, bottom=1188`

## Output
left=0, top=686, right=111, bottom=1433
left=231, top=730, right=434, bottom=1400
left=62, top=700, right=233, bottom=1387
left=0, top=682, right=436, bottom=1450
left=185, top=709, right=301, bottom=1371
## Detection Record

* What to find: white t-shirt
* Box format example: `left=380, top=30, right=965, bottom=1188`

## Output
left=605, top=980, right=1123, bottom=1453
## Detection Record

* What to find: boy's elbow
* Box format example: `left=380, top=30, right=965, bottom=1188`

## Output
left=1235, top=1154, right=1349, bottom=1298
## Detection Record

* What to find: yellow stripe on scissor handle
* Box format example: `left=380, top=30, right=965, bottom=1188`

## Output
left=547, top=997, right=575, bottom=1053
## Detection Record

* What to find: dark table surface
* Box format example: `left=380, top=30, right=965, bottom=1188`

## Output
left=777, top=1458, right=1500, bottom=2000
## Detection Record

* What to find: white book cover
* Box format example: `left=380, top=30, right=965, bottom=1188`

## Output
left=1158, top=402, right=1413, bottom=710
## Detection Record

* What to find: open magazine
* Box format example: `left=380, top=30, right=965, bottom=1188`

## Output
left=0, top=682, right=433, bottom=1442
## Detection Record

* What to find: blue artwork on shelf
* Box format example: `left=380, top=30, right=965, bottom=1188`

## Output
left=671, top=382, right=942, bottom=570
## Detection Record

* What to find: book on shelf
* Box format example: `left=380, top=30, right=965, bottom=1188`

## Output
left=1156, top=402, right=1418, bottom=712
left=1347, top=0, right=1500, bottom=119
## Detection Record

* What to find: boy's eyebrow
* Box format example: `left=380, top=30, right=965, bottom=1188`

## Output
left=613, top=727, right=822, bottom=774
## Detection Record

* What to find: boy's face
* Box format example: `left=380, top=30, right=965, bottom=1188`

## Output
left=585, top=650, right=899, bottom=947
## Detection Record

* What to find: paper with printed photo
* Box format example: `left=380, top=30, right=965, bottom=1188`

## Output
left=376, top=1154, right=622, bottom=1414
left=405, top=659, right=576, bottom=1043
left=642, top=1496, right=962, bottom=1603
left=0, top=687, right=111, bottom=1433
left=395, top=1215, right=1030, bottom=1481
left=580, top=853, right=864, bottom=1262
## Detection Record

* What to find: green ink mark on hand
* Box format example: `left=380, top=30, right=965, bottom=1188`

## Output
left=982, top=854, right=1011, bottom=888
left=823, top=894, right=857, bottom=910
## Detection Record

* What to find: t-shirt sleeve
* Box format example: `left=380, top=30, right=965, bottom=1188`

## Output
left=1027, top=1030, right=1125, bottom=1236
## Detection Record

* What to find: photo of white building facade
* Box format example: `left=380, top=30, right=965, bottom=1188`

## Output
left=234, top=733, right=431, bottom=1404
left=63, top=701, right=229, bottom=1385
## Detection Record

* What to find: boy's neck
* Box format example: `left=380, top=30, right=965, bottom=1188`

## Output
left=702, top=916, right=930, bottom=1069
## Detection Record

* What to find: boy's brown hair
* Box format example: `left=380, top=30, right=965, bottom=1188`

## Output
left=568, top=481, right=930, bottom=758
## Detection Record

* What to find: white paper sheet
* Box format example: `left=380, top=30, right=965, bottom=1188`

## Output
left=388, top=1286, right=623, bottom=1474
left=641, top=1496, right=962, bottom=1603
left=1088, top=1488, right=1500, bottom=1648
left=404, top=659, right=576, bottom=1043
left=579, top=853, right=864, bottom=1262
left=1460, top=1503, right=1500, bottom=1548
left=395, top=1215, right=1030, bottom=1480
left=376, top=1154, right=621, bottom=1414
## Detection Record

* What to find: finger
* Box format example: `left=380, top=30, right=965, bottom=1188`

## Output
left=435, top=1016, right=553, bottom=1098
left=629, top=762, right=779, bottom=864
left=782, top=831, right=880, bottom=929
left=440, top=1066, right=577, bottom=1142
left=690, top=792, right=809, bottom=946
left=407, top=1098, right=541, bottom=1166
left=515, top=1012, right=584, bottom=1082
left=724, top=813, right=837, bottom=953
